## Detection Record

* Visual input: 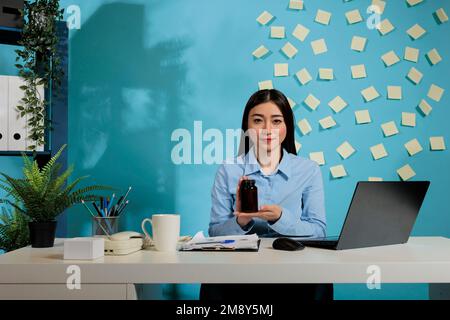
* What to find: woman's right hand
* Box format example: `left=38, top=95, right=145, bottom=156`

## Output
left=235, top=176, right=253, bottom=227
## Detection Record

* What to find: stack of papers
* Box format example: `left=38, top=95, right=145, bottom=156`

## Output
left=179, top=232, right=260, bottom=251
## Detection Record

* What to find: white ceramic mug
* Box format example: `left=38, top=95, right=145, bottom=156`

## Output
left=141, top=214, right=180, bottom=252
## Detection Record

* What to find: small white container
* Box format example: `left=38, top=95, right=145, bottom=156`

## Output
left=64, top=237, right=104, bottom=260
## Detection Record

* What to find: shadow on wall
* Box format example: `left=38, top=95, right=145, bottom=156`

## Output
left=67, top=2, right=192, bottom=299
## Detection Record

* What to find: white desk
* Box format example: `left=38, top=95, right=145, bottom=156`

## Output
left=0, top=237, right=449, bottom=299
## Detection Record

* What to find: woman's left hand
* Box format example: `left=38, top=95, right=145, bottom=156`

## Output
left=235, top=204, right=282, bottom=223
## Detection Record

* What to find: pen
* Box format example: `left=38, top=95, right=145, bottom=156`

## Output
left=194, top=240, right=235, bottom=245
left=117, top=186, right=132, bottom=212
left=92, top=202, right=103, bottom=217
left=110, top=204, right=117, bottom=217
left=107, top=194, right=115, bottom=213
left=116, top=200, right=129, bottom=216
left=105, top=197, right=110, bottom=216
left=115, top=196, right=124, bottom=209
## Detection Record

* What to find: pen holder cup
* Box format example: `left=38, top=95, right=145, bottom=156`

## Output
left=92, top=216, right=119, bottom=236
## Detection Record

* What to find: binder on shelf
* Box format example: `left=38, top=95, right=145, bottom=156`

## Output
left=0, top=76, right=8, bottom=151
left=1, top=75, right=46, bottom=152
left=7, top=76, right=27, bottom=151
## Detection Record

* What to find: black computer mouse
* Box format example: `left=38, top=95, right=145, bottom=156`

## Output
left=272, top=237, right=305, bottom=251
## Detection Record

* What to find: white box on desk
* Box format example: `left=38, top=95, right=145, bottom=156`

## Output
left=64, top=237, right=104, bottom=260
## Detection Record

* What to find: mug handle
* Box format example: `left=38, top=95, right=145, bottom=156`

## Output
left=141, top=218, right=153, bottom=241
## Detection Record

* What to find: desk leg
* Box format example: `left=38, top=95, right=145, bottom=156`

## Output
left=127, top=284, right=138, bottom=300
left=429, top=284, right=450, bottom=300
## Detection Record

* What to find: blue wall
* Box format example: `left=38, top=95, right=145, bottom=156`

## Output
left=1, top=0, right=449, bottom=300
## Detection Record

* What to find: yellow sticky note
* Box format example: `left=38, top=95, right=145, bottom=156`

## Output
left=397, top=164, right=416, bottom=181
left=346, top=9, right=363, bottom=24
left=289, top=0, right=304, bottom=10
left=256, top=11, right=274, bottom=25
left=295, top=68, right=312, bottom=85
left=430, top=136, right=446, bottom=151
left=304, top=94, right=320, bottom=111
left=418, top=99, right=432, bottom=116
left=295, top=140, right=302, bottom=153
left=252, top=45, right=269, bottom=59
left=387, top=86, right=402, bottom=100
left=271, top=26, right=285, bottom=39
left=319, top=116, right=337, bottom=129
left=298, top=119, right=312, bottom=135
left=407, top=0, right=423, bottom=7
left=381, top=121, right=399, bottom=137
left=311, top=39, right=327, bottom=55
left=361, top=86, right=380, bottom=102
left=427, top=84, right=444, bottom=102
left=328, top=96, right=348, bottom=113
left=315, top=9, right=331, bottom=25
left=406, top=67, right=423, bottom=85
left=381, top=50, right=400, bottom=67
left=355, top=110, right=371, bottom=124
left=407, top=24, right=426, bottom=40
left=258, top=80, right=273, bottom=90
left=287, top=97, right=296, bottom=109
left=351, top=36, right=367, bottom=52
left=337, top=141, right=355, bottom=159
left=274, top=63, right=289, bottom=77
left=378, top=19, right=395, bottom=36
left=372, top=0, right=386, bottom=14
left=404, top=47, right=419, bottom=62
left=292, top=24, right=310, bottom=42
left=319, top=68, right=334, bottom=80
left=368, top=176, right=383, bottom=181
left=370, top=143, right=388, bottom=160
left=330, top=165, right=347, bottom=179
left=281, top=42, right=298, bottom=59
left=426, top=49, right=442, bottom=65
left=309, top=152, right=325, bottom=166
left=351, top=64, right=367, bottom=79
left=435, top=8, right=449, bottom=24
left=402, top=112, right=416, bottom=127
left=404, top=138, right=423, bottom=156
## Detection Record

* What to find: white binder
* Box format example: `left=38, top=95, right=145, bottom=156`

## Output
left=0, top=76, right=8, bottom=151
left=7, top=76, right=27, bottom=151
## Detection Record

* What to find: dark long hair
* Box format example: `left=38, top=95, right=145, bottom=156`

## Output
left=238, top=89, right=296, bottom=156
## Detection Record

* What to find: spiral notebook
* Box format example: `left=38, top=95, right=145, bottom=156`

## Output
left=179, top=232, right=260, bottom=252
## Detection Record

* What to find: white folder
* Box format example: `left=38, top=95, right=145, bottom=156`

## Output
left=0, top=76, right=8, bottom=151
left=7, top=76, right=27, bottom=151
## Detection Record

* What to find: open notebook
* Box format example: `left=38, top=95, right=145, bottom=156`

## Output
left=179, top=232, right=260, bottom=251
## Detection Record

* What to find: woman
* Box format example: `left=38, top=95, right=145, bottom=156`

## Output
left=200, top=89, right=333, bottom=301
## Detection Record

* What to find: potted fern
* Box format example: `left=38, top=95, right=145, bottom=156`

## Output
left=0, top=207, right=30, bottom=253
left=0, top=145, right=111, bottom=248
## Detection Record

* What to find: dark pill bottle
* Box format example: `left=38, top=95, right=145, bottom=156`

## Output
left=240, top=179, right=259, bottom=213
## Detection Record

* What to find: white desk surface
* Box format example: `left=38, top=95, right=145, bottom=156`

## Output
left=0, top=237, right=449, bottom=284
